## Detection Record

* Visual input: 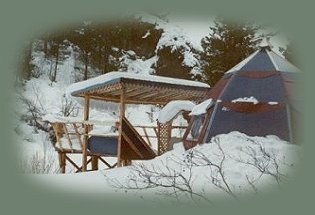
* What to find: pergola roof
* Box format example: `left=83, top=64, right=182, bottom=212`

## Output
left=67, top=72, right=210, bottom=105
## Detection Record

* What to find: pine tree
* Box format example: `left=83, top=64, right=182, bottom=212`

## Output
left=154, top=46, right=194, bottom=80
left=201, top=18, right=263, bottom=86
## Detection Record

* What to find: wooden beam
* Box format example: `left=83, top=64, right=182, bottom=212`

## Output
left=88, top=82, right=122, bottom=95
left=98, top=156, right=116, bottom=169
left=117, top=85, right=125, bottom=167
left=75, top=94, right=168, bottom=105
left=72, top=123, right=83, bottom=148
left=52, top=123, right=64, bottom=150
left=91, top=156, right=99, bottom=171
left=62, top=124, right=73, bottom=150
left=125, top=88, right=152, bottom=98
left=82, top=95, right=90, bottom=172
left=142, top=127, right=152, bottom=147
left=58, top=152, right=66, bottom=174
left=65, top=154, right=81, bottom=172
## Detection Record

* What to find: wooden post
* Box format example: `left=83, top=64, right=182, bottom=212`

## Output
left=91, top=156, right=99, bottom=171
left=82, top=95, right=90, bottom=172
left=58, top=152, right=66, bottom=174
left=157, top=122, right=161, bottom=155
left=117, top=85, right=125, bottom=167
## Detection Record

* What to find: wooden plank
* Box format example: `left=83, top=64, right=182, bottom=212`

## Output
left=142, top=127, right=152, bottom=146
left=58, top=152, right=66, bottom=174
left=52, top=123, right=64, bottom=150
left=65, top=154, right=81, bottom=172
left=98, top=156, right=116, bottom=169
left=72, top=123, right=83, bottom=148
left=134, top=125, right=157, bottom=129
left=62, top=124, right=73, bottom=150
left=124, top=85, right=146, bottom=97
left=88, top=82, right=122, bottom=95
left=153, top=127, right=159, bottom=137
left=77, top=94, right=169, bottom=105
left=125, top=88, right=153, bottom=98
left=121, top=132, right=144, bottom=159
left=82, top=95, right=90, bottom=172
left=117, top=85, right=125, bottom=167
left=121, top=117, right=156, bottom=159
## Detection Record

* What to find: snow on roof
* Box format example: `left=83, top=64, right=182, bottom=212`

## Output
left=190, top=99, right=213, bottom=116
left=158, top=100, right=195, bottom=123
left=259, top=37, right=272, bottom=48
left=268, top=101, right=279, bottom=105
left=267, top=50, right=301, bottom=73
left=232, top=96, right=259, bottom=104
left=67, top=72, right=210, bottom=96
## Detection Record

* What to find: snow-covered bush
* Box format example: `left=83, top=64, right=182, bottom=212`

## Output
left=19, top=151, right=59, bottom=174
left=106, top=132, right=299, bottom=203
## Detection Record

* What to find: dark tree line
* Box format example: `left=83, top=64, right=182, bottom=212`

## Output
left=20, top=16, right=293, bottom=87
left=20, top=17, right=163, bottom=81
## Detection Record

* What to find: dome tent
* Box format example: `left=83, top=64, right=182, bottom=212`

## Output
left=183, top=39, right=301, bottom=150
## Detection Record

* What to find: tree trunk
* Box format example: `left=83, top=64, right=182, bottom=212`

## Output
left=25, top=39, right=33, bottom=80
left=53, top=43, right=60, bottom=82
left=84, top=51, right=89, bottom=80
left=43, top=40, right=48, bottom=58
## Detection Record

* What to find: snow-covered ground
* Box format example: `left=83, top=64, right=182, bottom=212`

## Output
left=30, top=131, right=300, bottom=203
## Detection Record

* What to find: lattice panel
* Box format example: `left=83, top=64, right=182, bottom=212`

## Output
left=157, top=122, right=172, bottom=155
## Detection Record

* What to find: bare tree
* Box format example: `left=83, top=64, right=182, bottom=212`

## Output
left=106, top=137, right=294, bottom=203
left=19, top=151, right=59, bottom=174
left=60, top=94, right=79, bottom=117
left=107, top=156, right=211, bottom=203
left=18, top=85, right=48, bottom=133
left=234, top=140, right=289, bottom=187
left=189, top=140, right=237, bottom=199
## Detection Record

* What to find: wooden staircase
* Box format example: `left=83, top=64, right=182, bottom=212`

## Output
left=120, top=117, right=156, bottom=160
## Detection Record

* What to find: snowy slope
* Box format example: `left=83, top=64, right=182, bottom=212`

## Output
left=31, top=131, right=300, bottom=202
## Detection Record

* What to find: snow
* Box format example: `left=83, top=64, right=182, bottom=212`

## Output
left=67, top=71, right=210, bottom=96
left=268, top=101, right=279, bottom=105
left=158, top=100, right=195, bottom=124
left=267, top=49, right=301, bottom=73
left=142, top=30, right=151, bottom=39
left=88, top=130, right=118, bottom=137
left=32, top=131, right=300, bottom=201
left=183, top=51, right=200, bottom=67
left=120, top=55, right=158, bottom=75
left=259, top=37, right=272, bottom=48
left=137, top=13, right=203, bottom=75
left=190, top=99, right=213, bottom=116
left=232, top=96, right=259, bottom=104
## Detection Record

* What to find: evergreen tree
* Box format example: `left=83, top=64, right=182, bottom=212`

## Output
left=154, top=46, right=193, bottom=80
left=201, top=18, right=263, bottom=86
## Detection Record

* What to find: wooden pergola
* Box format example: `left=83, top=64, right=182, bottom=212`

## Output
left=64, top=72, right=210, bottom=172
